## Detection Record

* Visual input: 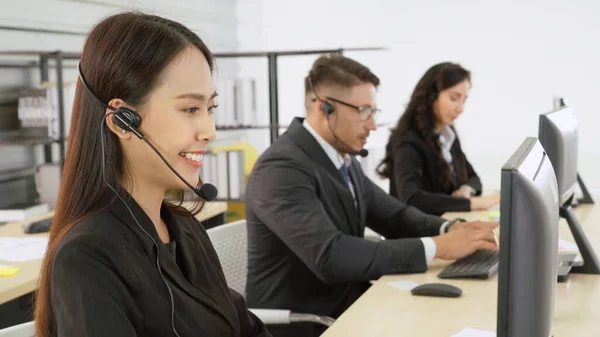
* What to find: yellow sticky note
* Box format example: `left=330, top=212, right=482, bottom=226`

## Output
left=488, top=211, right=500, bottom=221
left=0, top=264, right=20, bottom=277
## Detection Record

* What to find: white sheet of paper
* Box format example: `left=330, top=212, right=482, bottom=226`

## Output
left=0, top=237, right=49, bottom=262
left=451, top=327, right=495, bottom=337
left=559, top=238, right=578, bottom=252
left=387, top=280, right=419, bottom=291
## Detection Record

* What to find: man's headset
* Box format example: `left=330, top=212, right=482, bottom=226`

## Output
left=307, top=71, right=368, bottom=157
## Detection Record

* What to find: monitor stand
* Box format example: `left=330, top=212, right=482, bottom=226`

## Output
left=559, top=205, right=600, bottom=277
left=576, top=173, right=595, bottom=205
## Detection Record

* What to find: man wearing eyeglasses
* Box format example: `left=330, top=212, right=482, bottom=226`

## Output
left=244, top=54, right=497, bottom=337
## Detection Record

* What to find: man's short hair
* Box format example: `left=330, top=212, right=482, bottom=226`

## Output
left=305, top=54, right=380, bottom=96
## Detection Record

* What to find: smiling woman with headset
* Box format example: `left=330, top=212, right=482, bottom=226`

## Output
left=377, top=62, right=500, bottom=216
left=34, top=12, right=270, bottom=337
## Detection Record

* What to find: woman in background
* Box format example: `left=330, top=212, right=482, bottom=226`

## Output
left=377, top=62, right=499, bottom=216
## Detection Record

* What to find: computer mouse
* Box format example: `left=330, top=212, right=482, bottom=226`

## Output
left=410, top=283, right=462, bottom=298
left=23, top=217, right=53, bottom=234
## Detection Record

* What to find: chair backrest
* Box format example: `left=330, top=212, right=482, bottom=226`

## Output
left=206, top=219, right=248, bottom=296
left=0, top=321, right=35, bottom=337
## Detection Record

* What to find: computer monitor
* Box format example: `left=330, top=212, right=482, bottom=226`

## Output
left=538, top=106, right=600, bottom=275
left=496, top=137, right=559, bottom=337
left=538, top=106, right=579, bottom=206
left=538, top=97, right=594, bottom=205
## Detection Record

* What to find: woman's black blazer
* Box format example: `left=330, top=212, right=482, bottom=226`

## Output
left=388, top=129, right=482, bottom=215
left=50, top=195, right=270, bottom=337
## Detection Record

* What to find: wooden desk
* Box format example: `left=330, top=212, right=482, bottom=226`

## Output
left=0, top=201, right=228, bottom=305
left=322, top=203, right=600, bottom=336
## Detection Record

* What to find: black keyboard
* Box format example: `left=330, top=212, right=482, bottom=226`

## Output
left=438, top=250, right=499, bottom=279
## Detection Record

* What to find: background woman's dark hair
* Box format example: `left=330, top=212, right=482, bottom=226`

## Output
left=34, top=12, right=214, bottom=337
left=377, top=62, right=471, bottom=191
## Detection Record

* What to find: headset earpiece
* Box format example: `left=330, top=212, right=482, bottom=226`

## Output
left=114, top=107, right=142, bottom=132
left=429, top=92, right=438, bottom=103
left=321, top=101, right=335, bottom=116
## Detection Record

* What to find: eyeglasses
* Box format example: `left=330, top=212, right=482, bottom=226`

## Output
left=314, top=96, right=381, bottom=122
left=306, top=73, right=380, bottom=122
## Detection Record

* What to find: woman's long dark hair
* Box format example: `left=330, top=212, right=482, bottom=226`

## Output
left=377, top=62, right=471, bottom=191
left=34, top=12, right=214, bottom=337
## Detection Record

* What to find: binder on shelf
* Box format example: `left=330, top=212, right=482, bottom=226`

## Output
left=227, top=150, right=244, bottom=200
left=214, top=78, right=258, bottom=129
left=235, top=78, right=257, bottom=127
left=35, top=163, right=61, bottom=210
left=215, top=152, right=229, bottom=199
left=199, top=150, right=245, bottom=201
left=17, top=82, right=75, bottom=140
left=215, top=79, right=236, bottom=127
left=45, top=81, right=75, bottom=139
left=17, top=88, right=48, bottom=129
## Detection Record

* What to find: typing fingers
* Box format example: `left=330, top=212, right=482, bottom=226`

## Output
left=472, top=221, right=498, bottom=230
left=472, top=228, right=496, bottom=242
left=476, top=240, right=499, bottom=252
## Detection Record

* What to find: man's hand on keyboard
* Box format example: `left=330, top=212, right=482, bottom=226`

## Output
left=449, top=220, right=498, bottom=233
left=433, top=221, right=499, bottom=260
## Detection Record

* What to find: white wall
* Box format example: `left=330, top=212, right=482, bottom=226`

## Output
left=248, top=0, right=600, bottom=193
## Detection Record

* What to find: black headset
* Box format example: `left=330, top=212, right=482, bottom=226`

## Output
left=77, top=62, right=198, bottom=337
left=306, top=71, right=368, bottom=157
left=76, top=63, right=144, bottom=139
left=307, top=71, right=335, bottom=116
left=76, top=63, right=217, bottom=201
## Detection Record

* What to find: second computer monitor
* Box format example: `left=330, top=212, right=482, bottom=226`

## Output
left=496, top=137, right=560, bottom=337
left=538, top=106, right=578, bottom=206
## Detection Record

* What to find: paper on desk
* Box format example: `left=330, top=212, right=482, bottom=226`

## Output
left=387, top=280, right=419, bottom=291
left=559, top=239, right=578, bottom=252
left=451, top=327, right=495, bottom=337
left=0, top=237, right=49, bottom=262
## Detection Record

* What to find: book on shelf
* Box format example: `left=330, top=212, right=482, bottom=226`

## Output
left=17, top=81, right=76, bottom=139
left=199, top=150, right=246, bottom=201
left=0, top=202, right=49, bottom=223
left=215, top=78, right=258, bottom=128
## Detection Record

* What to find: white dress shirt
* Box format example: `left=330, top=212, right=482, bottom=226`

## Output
left=438, top=125, right=456, bottom=165
left=302, top=119, right=437, bottom=264
left=438, top=125, right=476, bottom=196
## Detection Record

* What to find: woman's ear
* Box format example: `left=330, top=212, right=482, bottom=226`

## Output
left=428, top=91, right=438, bottom=103
left=105, top=98, right=134, bottom=140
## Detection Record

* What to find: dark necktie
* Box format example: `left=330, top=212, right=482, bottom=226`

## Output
left=339, top=163, right=351, bottom=189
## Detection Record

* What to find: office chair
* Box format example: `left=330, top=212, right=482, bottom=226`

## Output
left=206, top=220, right=335, bottom=327
left=0, top=321, right=34, bottom=337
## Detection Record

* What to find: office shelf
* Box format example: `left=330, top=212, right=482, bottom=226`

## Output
left=216, top=124, right=287, bottom=130
left=215, top=123, right=390, bottom=131
left=0, top=166, right=36, bottom=183
left=0, top=47, right=385, bottom=202
left=0, top=47, right=385, bottom=148
left=0, top=131, right=61, bottom=145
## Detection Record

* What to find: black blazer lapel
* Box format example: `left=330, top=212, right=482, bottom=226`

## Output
left=158, top=208, right=238, bottom=334
left=108, top=197, right=238, bottom=333
left=450, top=140, right=464, bottom=188
left=287, top=118, right=345, bottom=186
left=287, top=117, right=359, bottom=231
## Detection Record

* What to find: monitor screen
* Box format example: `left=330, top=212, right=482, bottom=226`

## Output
left=496, top=137, right=560, bottom=337
left=538, top=106, right=579, bottom=205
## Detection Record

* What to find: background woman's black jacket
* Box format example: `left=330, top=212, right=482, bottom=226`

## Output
left=388, top=129, right=482, bottom=215
left=50, top=196, right=270, bottom=337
